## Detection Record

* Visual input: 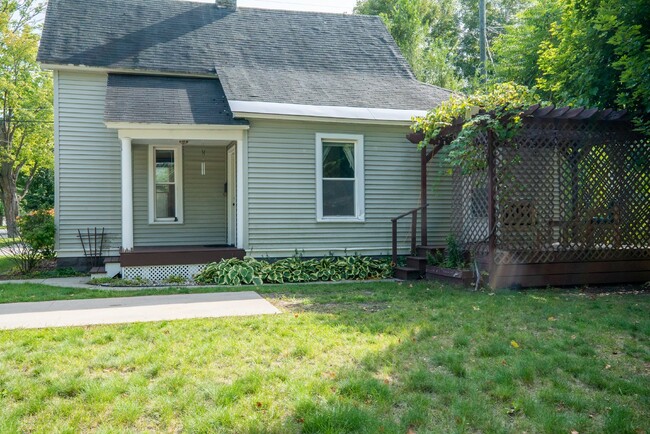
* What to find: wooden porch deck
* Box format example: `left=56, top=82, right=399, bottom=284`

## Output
left=120, top=245, right=245, bottom=267
left=481, top=248, right=650, bottom=287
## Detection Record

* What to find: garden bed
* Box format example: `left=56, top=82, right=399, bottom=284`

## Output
left=425, top=264, right=474, bottom=286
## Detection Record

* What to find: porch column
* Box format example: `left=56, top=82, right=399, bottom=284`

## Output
left=121, top=137, right=134, bottom=251
left=236, top=137, right=244, bottom=249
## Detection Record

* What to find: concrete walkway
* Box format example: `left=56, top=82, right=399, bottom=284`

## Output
left=0, top=276, right=102, bottom=289
left=0, top=292, right=280, bottom=330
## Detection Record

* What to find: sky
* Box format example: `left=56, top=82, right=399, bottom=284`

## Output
left=32, top=0, right=358, bottom=29
left=208, top=0, right=357, bottom=14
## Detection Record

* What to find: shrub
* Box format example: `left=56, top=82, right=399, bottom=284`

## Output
left=427, top=234, right=467, bottom=269
left=17, top=209, right=55, bottom=259
left=194, top=255, right=393, bottom=286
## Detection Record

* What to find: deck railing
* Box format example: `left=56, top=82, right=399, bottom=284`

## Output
left=391, top=203, right=429, bottom=264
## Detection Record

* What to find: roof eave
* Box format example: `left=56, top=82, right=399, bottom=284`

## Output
left=39, top=62, right=217, bottom=78
left=229, top=101, right=425, bottom=125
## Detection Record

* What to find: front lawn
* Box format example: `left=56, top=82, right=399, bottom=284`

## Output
left=0, top=282, right=648, bottom=433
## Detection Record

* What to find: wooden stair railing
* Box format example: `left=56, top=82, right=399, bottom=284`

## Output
left=391, top=203, right=429, bottom=265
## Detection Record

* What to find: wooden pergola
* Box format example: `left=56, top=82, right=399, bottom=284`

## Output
left=408, top=105, right=650, bottom=287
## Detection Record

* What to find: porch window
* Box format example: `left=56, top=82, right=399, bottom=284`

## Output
left=316, top=133, right=365, bottom=222
left=149, top=145, right=183, bottom=224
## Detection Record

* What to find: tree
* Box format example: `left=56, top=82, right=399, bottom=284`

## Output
left=20, top=167, right=53, bottom=212
left=454, top=0, right=531, bottom=83
left=492, top=0, right=650, bottom=131
left=491, top=0, right=562, bottom=87
left=0, top=0, right=53, bottom=236
left=354, top=0, right=531, bottom=91
left=355, top=0, right=463, bottom=90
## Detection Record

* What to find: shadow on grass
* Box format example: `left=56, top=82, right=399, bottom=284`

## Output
left=269, top=283, right=650, bottom=433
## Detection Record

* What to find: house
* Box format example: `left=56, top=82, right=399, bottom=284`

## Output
left=37, top=0, right=454, bottom=280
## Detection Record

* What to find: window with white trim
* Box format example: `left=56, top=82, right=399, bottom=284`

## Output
left=316, top=133, right=365, bottom=222
left=149, top=145, right=183, bottom=224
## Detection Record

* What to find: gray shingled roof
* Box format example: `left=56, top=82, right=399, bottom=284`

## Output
left=39, top=0, right=452, bottom=111
left=104, top=74, right=247, bottom=125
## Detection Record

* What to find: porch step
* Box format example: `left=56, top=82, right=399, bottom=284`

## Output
left=416, top=245, right=444, bottom=258
left=406, top=256, right=427, bottom=273
left=90, top=266, right=107, bottom=280
left=103, top=257, right=121, bottom=278
left=394, top=266, right=422, bottom=281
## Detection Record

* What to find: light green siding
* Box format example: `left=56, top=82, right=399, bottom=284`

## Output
left=55, top=71, right=451, bottom=259
left=132, top=145, right=227, bottom=246
left=56, top=71, right=122, bottom=257
left=245, top=120, right=452, bottom=257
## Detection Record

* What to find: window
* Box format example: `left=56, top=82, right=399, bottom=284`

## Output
left=316, top=133, right=364, bottom=222
left=149, top=145, right=183, bottom=224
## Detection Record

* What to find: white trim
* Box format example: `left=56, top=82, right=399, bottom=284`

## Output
left=231, top=101, right=426, bottom=123
left=148, top=145, right=184, bottom=225
left=110, top=127, right=246, bottom=142
left=121, top=137, right=134, bottom=250
left=40, top=63, right=218, bottom=78
left=236, top=139, right=245, bottom=249
left=226, top=145, right=237, bottom=246
left=316, top=133, right=365, bottom=223
left=106, top=122, right=249, bottom=131
left=53, top=70, right=61, bottom=252
left=242, top=129, right=249, bottom=249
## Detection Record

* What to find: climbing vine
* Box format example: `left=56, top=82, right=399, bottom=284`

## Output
left=411, top=82, right=541, bottom=173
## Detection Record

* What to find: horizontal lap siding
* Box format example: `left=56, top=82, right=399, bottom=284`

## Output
left=133, top=145, right=227, bottom=246
left=246, top=120, right=452, bottom=257
left=57, top=72, right=122, bottom=257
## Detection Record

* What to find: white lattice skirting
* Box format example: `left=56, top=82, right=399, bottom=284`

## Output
left=122, top=264, right=206, bottom=282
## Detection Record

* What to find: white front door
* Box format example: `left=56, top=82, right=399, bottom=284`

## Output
left=227, top=145, right=237, bottom=246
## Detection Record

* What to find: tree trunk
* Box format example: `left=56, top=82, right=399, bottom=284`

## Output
left=0, top=163, right=19, bottom=238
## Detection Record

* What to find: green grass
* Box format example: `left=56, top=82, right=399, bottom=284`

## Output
left=0, top=281, right=648, bottom=433
left=0, top=256, right=15, bottom=276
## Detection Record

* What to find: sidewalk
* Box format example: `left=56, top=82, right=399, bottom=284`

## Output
left=0, top=276, right=103, bottom=289
left=0, top=291, right=280, bottom=329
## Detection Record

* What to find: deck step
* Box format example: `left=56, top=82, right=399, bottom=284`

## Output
left=416, top=245, right=444, bottom=258
left=394, top=266, right=422, bottom=281
left=103, top=256, right=120, bottom=264
left=406, top=256, right=427, bottom=272
left=90, top=266, right=107, bottom=280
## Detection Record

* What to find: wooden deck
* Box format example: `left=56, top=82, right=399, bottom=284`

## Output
left=120, top=245, right=245, bottom=267
left=483, top=254, right=650, bottom=288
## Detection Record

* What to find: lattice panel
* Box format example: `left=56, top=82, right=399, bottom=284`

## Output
left=451, top=132, right=490, bottom=262
left=122, top=264, right=206, bottom=282
left=450, top=118, right=650, bottom=265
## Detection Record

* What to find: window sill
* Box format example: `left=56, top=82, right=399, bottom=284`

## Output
left=148, top=220, right=184, bottom=225
left=317, top=217, right=365, bottom=223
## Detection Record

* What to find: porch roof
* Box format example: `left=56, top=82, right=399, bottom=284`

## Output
left=104, top=74, right=248, bottom=126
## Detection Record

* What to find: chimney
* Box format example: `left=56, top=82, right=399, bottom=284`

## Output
left=215, top=0, right=236, bottom=9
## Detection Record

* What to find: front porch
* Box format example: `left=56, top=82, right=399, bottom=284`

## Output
left=117, top=245, right=245, bottom=282
left=120, top=245, right=245, bottom=267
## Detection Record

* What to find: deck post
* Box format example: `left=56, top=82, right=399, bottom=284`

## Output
left=420, top=147, right=428, bottom=247
left=487, top=131, right=496, bottom=276
left=121, top=137, right=134, bottom=251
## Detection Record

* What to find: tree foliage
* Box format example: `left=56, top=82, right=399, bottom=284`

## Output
left=0, top=0, right=53, bottom=236
left=354, top=0, right=531, bottom=91
left=492, top=0, right=650, bottom=131
left=355, top=0, right=462, bottom=90
left=412, top=82, right=540, bottom=173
